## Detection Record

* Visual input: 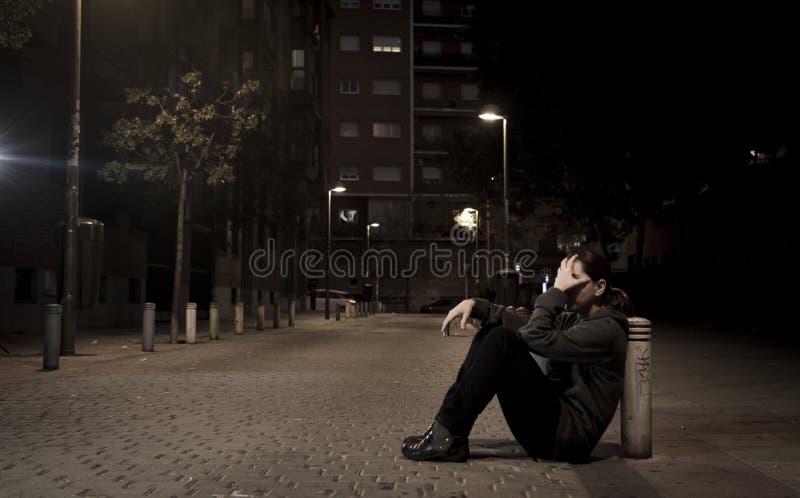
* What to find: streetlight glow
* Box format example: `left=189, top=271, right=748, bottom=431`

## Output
left=331, top=186, right=346, bottom=193
left=478, top=104, right=504, bottom=122
left=478, top=112, right=503, bottom=121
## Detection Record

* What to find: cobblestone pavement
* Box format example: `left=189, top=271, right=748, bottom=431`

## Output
left=1, top=312, right=799, bottom=497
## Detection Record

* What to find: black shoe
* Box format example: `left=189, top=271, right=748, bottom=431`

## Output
left=401, top=420, right=469, bottom=462
left=402, top=421, right=434, bottom=446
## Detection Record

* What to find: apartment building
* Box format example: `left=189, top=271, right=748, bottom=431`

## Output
left=322, top=0, right=482, bottom=310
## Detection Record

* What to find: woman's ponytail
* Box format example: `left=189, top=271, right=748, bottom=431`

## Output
left=606, top=286, right=635, bottom=317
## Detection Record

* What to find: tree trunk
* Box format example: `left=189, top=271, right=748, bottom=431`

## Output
left=170, top=168, right=188, bottom=344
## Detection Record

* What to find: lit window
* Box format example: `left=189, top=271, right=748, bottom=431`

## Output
left=373, top=166, right=401, bottom=181
left=341, top=0, right=360, bottom=7
left=340, top=121, right=359, bottom=137
left=373, top=36, right=402, bottom=53
left=373, top=79, right=401, bottom=95
left=372, top=122, right=401, bottom=138
left=460, top=83, right=479, bottom=100
left=291, top=49, right=305, bottom=68
left=373, top=0, right=400, bottom=10
left=422, top=0, right=441, bottom=16
left=422, top=124, right=442, bottom=141
left=339, top=165, right=359, bottom=181
left=422, top=166, right=442, bottom=183
left=340, top=35, right=360, bottom=51
left=340, top=79, right=360, bottom=94
left=290, top=49, right=305, bottom=90
left=422, top=40, right=441, bottom=55
left=422, top=82, right=441, bottom=99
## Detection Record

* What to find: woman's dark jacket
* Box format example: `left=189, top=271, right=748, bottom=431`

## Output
left=471, top=287, right=629, bottom=462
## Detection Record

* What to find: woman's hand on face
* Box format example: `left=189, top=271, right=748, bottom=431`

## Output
left=554, top=254, right=591, bottom=292
left=441, top=299, right=476, bottom=334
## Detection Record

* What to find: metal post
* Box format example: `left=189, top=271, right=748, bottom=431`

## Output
left=209, top=302, right=219, bottom=340
left=502, top=117, right=509, bottom=270
left=272, top=302, right=280, bottom=329
left=256, top=302, right=265, bottom=331
left=234, top=301, right=244, bottom=335
left=61, top=0, right=82, bottom=356
left=142, top=302, right=155, bottom=352
left=325, top=190, right=331, bottom=320
left=622, top=317, right=652, bottom=458
left=335, top=304, right=341, bottom=321
left=43, top=304, right=62, bottom=370
left=185, top=302, right=196, bottom=344
left=288, top=299, right=296, bottom=327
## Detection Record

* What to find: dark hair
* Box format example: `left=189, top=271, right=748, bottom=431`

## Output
left=566, top=249, right=635, bottom=316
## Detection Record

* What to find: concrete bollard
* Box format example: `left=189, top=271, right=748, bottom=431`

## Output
left=43, top=304, right=62, bottom=370
left=622, top=316, right=652, bottom=459
left=234, top=301, right=244, bottom=335
left=335, top=303, right=342, bottom=321
left=185, top=302, right=197, bottom=344
left=288, top=298, right=296, bottom=327
left=209, top=302, right=219, bottom=340
left=142, top=302, right=156, bottom=352
left=273, top=302, right=280, bottom=329
left=257, top=303, right=265, bottom=331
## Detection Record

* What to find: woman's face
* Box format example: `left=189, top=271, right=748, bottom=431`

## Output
left=565, top=260, right=606, bottom=314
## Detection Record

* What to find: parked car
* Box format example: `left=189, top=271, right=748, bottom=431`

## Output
left=419, top=298, right=458, bottom=314
left=314, top=289, right=359, bottom=310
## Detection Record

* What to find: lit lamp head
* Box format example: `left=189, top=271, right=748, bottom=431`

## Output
left=369, top=222, right=380, bottom=228
left=454, top=207, right=478, bottom=229
left=478, top=104, right=504, bottom=121
left=330, top=185, right=347, bottom=193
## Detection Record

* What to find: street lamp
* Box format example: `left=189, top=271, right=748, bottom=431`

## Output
left=479, top=104, right=510, bottom=270
left=326, top=184, right=346, bottom=319
left=61, top=0, right=82, bottom=355
left=366, top=222, right=380, bottom=309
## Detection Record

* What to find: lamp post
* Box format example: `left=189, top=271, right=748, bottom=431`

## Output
left=366, top=222, right=380, bottom=308
left=479, top=105, right=509, bottom=270
left=62, top=0, right=82, bottom=355
left=326, top=185, right=346, bottom=319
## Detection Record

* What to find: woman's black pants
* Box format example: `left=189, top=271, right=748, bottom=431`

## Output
left=434, top=323, right=562, bottom=460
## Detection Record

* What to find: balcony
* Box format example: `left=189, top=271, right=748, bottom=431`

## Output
left=413, top=15, right=474, bottom=29
left=413, top=50, right=478, bottom=70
